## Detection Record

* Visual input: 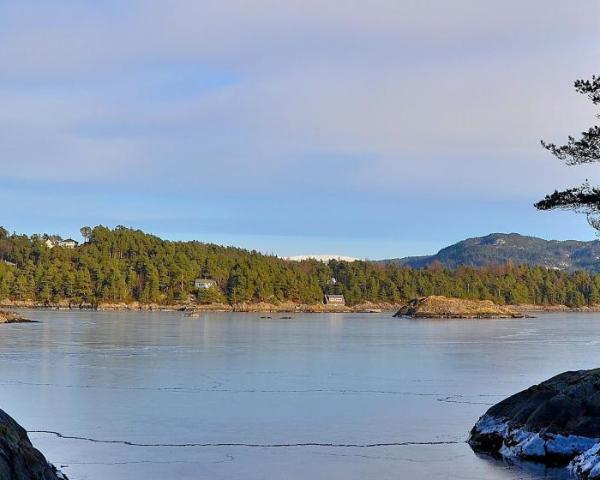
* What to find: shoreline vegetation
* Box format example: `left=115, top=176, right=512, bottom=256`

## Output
left=3, top=225, right=600, bottom=313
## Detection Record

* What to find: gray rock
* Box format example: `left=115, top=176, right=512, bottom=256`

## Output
left=469, top=369, right=600, bottom=478
left=0, top=408, right=66, bottom=480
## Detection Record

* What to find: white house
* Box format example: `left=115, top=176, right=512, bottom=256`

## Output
left=58, top=239, right=79, bottom=249
left=324, top=294, right=345, bottom=305
left=194, top=278, right=217, bottom=289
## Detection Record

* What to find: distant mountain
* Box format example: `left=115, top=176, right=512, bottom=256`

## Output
left=380, top=233, right=600, bottom=272
left=282, top=254, right=359, bottom=262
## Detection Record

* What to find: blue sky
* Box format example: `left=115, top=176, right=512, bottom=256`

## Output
left=1, top=0, right=600, bottom=259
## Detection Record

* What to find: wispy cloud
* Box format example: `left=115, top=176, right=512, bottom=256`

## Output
left=1, top=0, right=599, bottom=255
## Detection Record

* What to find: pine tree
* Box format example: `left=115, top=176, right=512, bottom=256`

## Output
left=535, top=76, right=600, bottom=229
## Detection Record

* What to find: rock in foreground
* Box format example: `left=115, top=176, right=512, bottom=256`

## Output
left=469, top=369, right=600, bottom=479
left=0, top=408, right=66, bottom=479
left=393, top=296, right=523, bottom=318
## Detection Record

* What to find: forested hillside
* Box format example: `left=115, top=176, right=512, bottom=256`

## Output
left=383, top=233, right=600, bottom=271
left=1, top=226, right=600, bottom=307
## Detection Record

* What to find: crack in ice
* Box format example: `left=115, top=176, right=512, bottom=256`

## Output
left=1, top=381, right=507, bottom=403
left=29, top=430, right=465, bottom=448
left=436, top=395, right=495, bottom=406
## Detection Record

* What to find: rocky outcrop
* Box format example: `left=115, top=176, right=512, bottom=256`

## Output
left=393, top=296, right=523, bottom=318
left=0, top=310, right=30, bottom=324
left=469, top=369, right=600, bottom=478
left=0, top=408, right=67, bottom=479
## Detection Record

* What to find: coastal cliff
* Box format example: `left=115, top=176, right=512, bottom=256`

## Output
left=0, top=408, right=66, bottom=479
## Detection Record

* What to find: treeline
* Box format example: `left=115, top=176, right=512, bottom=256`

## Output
left=0, top=225, right=599, bottom=307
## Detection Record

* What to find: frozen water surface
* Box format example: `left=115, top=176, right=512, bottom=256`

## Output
left=1, top=310, right=600, bottom=479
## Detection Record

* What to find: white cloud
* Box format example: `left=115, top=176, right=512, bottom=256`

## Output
left=0, top=0, right=599, bottom=200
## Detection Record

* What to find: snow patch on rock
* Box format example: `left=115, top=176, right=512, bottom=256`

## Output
left=474, top=415, right=509, bottom=436
left=570, top=443, right=600, bottom=479
left=472, top=414, right=600, bottom=476
left=549, top=435, right=599, bottom=457
left=500, top=430, right=545, bottom=458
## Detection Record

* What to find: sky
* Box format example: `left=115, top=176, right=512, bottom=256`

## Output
left=1, top=0, right=600, bottom=259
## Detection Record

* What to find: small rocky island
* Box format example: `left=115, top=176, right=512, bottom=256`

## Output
left=469, top=369, right=600, bottom=479
left=0, top=408, right=66, bottom=479
left=0, top=310, right=29, bottom=324
left=393, top=296, right=523, bottom=318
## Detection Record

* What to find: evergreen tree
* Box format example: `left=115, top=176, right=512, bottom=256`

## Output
left=535, top=76, right=600, bottom=229
left=2, top=224, right=600, bottom=308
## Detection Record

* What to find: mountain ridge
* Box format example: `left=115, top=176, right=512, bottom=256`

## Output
left=380, top=233, right=600, bottom=272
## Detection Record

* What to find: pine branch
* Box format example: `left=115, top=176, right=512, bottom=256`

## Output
left=575, top=75, right=600, bottom=105
left=535, top=182, right=600, bottom=212
left=541, top=126, right=600, bottom=165
left=537, top=75, right=600, bottom=232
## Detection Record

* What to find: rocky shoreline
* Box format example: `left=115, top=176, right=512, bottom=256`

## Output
left=0, top=299, right=398, bottom=314
left=469, top=369, right=600, bottom=479
left=511, top=304, right=600, bottom=313
left=2, top=297, right=600, bottom=315
left=186, top=301, right=394, bottom=314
